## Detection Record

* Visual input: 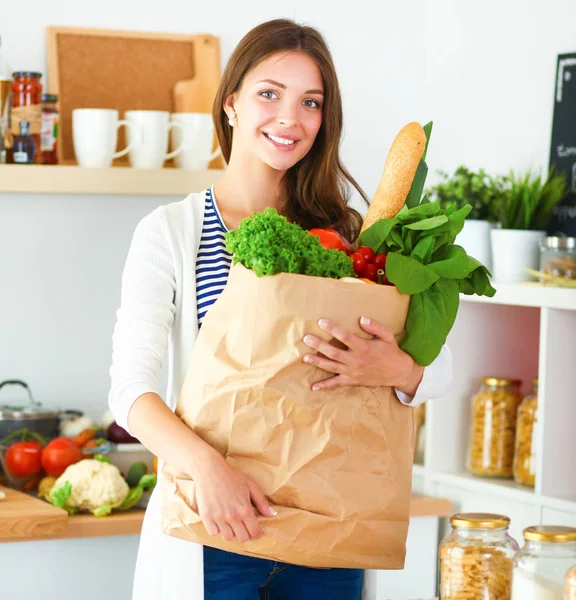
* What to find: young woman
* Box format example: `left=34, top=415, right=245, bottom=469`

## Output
left=109, top=18, right=452, bottom=600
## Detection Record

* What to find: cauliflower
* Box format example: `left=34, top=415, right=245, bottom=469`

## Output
left=50, top=459, right=129, bottom=516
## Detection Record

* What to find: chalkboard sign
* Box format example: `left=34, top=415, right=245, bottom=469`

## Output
left=548, top=52, right=576, bottom=235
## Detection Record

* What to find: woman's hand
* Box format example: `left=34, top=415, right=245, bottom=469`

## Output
left=193, top=453, right=277, bottom=543
left=302, top=316, right=424, bottom=395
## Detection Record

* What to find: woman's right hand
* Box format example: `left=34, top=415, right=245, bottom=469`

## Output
left=194, top=454, right=277, bottom=543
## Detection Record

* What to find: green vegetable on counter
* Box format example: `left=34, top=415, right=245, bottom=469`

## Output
left=224, top=208, right=355, bottom=280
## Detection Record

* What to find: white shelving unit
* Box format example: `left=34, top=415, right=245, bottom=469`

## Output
left=413, top=283, right=576, bottom=543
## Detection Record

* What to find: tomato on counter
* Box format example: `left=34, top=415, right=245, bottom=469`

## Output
left=41, top=436, right=83, bottom=478
left=5, top=440, right=43, bottom=477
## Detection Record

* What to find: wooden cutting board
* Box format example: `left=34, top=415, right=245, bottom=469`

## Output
left=0, top=485, right=68, bottom=540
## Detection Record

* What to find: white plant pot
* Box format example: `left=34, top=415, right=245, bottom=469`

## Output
left=490, top=228, right=546, bottom=284
left=456, top=219, right=493, bottom=271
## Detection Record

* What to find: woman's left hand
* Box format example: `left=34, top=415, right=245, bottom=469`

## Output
left=302, top=317, right=424, bottom=395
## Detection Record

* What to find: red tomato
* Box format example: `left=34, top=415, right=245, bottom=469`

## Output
left=356, top=246, right=375, bottom=263
left=41, top=437, right=83, bottom=478
left=324, top=228, right=353, bottom=254
left=373, top=253, right=388, bottom=270
left=349, top=252, right=367, bottom=276
left=5, top=441, right=43, bottom=477
left=363, top=264, right=379, bottom=282
left=308, top=229, right=348, bottom=253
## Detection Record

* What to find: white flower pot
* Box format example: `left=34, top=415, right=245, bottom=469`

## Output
left=456, top=219, right=493, bottom=271
left=490, top=228, right=546, bottom=284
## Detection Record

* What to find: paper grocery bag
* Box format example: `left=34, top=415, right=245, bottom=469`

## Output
left=161, top=263, right=415, bottom=570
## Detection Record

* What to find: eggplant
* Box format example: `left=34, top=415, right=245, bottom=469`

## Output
left=106, top=421, right=139, bottom=444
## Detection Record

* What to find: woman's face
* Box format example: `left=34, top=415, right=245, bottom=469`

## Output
left=226, top=50, right=324, bottom=172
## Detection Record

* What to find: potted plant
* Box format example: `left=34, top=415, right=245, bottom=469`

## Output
left=491, top=169, right=569, bottom=283
left=427, top=166, right=501, bottom=270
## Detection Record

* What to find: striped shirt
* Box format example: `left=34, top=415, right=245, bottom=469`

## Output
left=195, top=187, right=232, bottom=327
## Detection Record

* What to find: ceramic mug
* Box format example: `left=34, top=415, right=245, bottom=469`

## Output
left=170, top=113, right=221, bottom=170
left=125, top=110, right=185, bottom=169
left=72, top=109, right=139, bottom=168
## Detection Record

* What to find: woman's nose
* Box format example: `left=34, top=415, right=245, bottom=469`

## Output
left=277, top=104, right=298, bottom=127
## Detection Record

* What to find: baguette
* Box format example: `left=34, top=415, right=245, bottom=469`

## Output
left=361, top=122, right=427, bottom=233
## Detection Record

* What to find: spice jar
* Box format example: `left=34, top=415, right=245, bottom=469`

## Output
left=9, top=71, right=42, bottom=164
left=540, top=237, right=576, bottom=281
left=513, top=378, right=538, bottom=487
left=40, top=93, right=59, bottom=164
left=469, top=377, right=523, bottom=478
left=512, top=526, right=576, bottom=600
left=565, top=564, right=576, bottom=599
left=439, top=512, right=519, bottom=599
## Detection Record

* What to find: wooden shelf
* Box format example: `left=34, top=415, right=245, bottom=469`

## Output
left=0, top=164, right=225, bottom=196
left=461, top=282, right=576, bottom=310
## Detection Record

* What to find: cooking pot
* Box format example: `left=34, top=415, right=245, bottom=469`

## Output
left=0, top=379, right=82, bottom=443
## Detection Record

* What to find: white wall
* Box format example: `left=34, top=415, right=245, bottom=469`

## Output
left=0, top=0, right=574, bottom=417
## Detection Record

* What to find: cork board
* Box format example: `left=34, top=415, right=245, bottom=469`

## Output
left=46, top=27, right=222, bottom=167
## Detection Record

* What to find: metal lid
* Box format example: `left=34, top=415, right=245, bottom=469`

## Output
left=450, top=512, right=510, bottom=529
left=41, top=93, right=58, bottom=103
left=12, top=71, right=42, bottom=79
left=0, top=405, right=59, bottom=419
left=542, top=236, right=576, bottom=249
left=481, top=377, right=522, bottom=387
left=523, top=525, right=576, bottom=543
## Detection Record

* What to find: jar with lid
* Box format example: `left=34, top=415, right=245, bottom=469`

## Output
left=469, top=377, right=523, bottom=478
left=439, top=512, right=519, bottom=599
left=540, top=237, right=576, bottom=281
left=40, top=93, right=59, bottom=164
left=9, top=71, right=42, bottom=164
left=512, top=526, right=576, bottom=600
left=566, top=564, right=576, bottom=599
left=513, top=378, right=538, bottom=487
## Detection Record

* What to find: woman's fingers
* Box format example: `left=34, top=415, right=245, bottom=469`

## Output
left=216, top=521, right=235, bottom=541
left=203, top=518, right=220, bottom=536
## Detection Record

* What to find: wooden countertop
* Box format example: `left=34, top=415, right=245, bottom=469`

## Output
left=0, top=486, right=451, bottom=543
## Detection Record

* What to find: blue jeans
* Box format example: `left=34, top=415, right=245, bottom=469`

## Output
left=203, top=546, right=363, bottom=600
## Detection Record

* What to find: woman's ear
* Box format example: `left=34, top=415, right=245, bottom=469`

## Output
left=223, top=94, right=237, bottom=125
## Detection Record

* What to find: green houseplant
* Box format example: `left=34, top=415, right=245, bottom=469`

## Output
left=490, top=169, right=569, bottom=283
left=427, top=166, right=503, bottom=271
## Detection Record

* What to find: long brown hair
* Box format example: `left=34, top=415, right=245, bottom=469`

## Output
left=212, top=18, right=368, bottom=242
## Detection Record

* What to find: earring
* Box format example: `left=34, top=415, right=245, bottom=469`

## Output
left=228, top=114, right=237, bottom=127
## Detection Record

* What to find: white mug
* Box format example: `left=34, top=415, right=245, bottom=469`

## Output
left=72, top=109, right=138, bottom=168
left=125, top=110, right=184, bottom=169
left=170, top=113, right=221, bottom=170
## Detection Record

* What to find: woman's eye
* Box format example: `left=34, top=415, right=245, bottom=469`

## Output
left=304, top=99, right=321, bottom=109
left=259, top=90, right=277, bottom=99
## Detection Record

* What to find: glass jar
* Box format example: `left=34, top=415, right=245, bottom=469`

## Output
left=540, top=237, right=576, bottom=281
left=512, top=526, right=576, bottom=600
left=469, top=377, right=523, bottom=478
left=566, top=564, right=576, bottom=599
left=513, top=378, right=538, bottom=487
left=9, top=71, right=42, bottom=164
left=440, top=512, right=519, bottom=599
left=40, top=93, right=59, bottom=164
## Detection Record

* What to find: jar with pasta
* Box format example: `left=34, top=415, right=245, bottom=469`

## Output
left=513, top=378, right=538, bottom=487
left=469, top=377, right=523, bottom=478
left=512, top=526, right=576, bottom=600
left=440, top=512, right=519, bottom=599
left=565, top=564, right=576, bottom=599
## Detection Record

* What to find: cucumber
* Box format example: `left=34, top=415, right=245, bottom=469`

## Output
left=125, top=461, right=147, bottom=488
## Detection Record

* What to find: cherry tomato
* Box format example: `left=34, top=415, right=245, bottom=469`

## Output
left=356, top=246, right=375, bottom=263
left=5, top=441, right=43, bottom=477
left=373, top=253, right=387, bottom=270
left=308, top=229, right=348, bottom=253
left=41, top=437, right=83, bottom=478
left=349, top=252, right=367, bottom=276
left=362, top=264, right=379, bottom=282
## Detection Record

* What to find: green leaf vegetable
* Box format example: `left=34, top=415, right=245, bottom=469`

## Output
left=359, top=125, right=496, bottom=366
left=224, top=208, right=355, bottom=279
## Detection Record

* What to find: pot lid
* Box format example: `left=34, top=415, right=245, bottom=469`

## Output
left=0, top=379, right=58, bottom=420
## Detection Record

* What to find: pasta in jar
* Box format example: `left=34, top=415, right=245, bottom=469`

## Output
left=440, top=513, right=519, bottom=600
left=469, top=378, right=523, bottom=478
left=513, top=378, right=538, bottom=487
left=566, top=564, right=576, bottom=599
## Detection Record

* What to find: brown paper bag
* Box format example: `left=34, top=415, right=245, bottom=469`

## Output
left=161, top=263, right=415, bottom=570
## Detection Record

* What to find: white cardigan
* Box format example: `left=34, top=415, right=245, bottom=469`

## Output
left=108, top=190, right=453, bottom=600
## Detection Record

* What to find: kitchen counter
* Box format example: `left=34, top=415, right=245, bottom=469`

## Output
left=0, top=484, right=451, bottom=543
